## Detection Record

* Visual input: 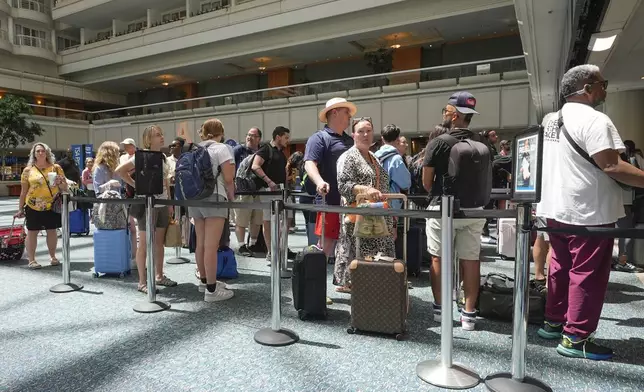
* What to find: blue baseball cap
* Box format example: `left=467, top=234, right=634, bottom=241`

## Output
left=448, top=91, right=479, bottom=114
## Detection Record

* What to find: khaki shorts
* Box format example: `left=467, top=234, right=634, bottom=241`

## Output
left=426, top=205, right=485, bottom=261
left=235, top=195, right=263, bottom=227
left=259, top=188, right=281, bottom=221
left=137, top=207, right=170, bottom=232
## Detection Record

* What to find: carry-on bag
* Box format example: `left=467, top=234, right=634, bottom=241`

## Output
left=69, top=208, right=90, bottom=236
left=497, top=217, right=516, bottom=260
left=0, top=219, right=26, bottom=261
left=348, top=193, right=409, bottom=340
left=292, top=197, right=328, bottom=320
left=217, top=246, right=239, bottom=279
left=93, top=228, right=131, bottom=278
left=477, top=273, right=546, bottom=325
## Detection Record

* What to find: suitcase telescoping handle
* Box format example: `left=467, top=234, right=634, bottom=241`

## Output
left=354, top=193, right=407, bottom=262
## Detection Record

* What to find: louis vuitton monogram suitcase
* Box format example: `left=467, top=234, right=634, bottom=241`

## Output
left=347, top=194, right=409, bottom=340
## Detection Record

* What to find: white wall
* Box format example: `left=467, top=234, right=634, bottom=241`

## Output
left=603, top=90, right=644, bottom=148
left=18, top=115, right=90, bottom=150
left=93, top=81, right=535, bottom=144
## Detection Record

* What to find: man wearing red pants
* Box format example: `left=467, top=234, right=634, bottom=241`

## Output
left=304, top=98, right=356, bottom=257
left=537, top=64, right=644, bottom=360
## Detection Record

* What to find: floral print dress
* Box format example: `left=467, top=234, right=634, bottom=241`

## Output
left=333, top=147, right=395, bottom=287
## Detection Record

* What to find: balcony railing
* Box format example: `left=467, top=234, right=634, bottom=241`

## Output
left=0, top=30, right=9, bottom=41
left=14, top=34, right=52, bottom=50
left=26, top=56, right=528, bottom=122
left=13, top=0, right=51, bottom=14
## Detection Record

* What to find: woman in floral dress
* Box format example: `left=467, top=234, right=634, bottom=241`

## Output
left=333, top=118, right=396, bottom=292
left=14, top=143, right=68, bottom=269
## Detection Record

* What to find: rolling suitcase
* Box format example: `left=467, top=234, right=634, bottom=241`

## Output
left=292, top=197, right=327, bottom=320
left=348, top=194, right=409, bottom=340
left=69, top=208, right=90, bottom=236
left=93, top=228, right=131, bottom=278
left=497, top=218, right=516, bottom=260
left=395, top=222, right=422, bottom=277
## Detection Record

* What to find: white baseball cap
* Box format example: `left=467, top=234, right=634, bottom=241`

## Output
left=120, top=138, right=136, bottom=147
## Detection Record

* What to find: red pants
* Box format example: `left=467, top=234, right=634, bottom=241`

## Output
left=314, top=212, right=340, bottom=240
left=546, top=219, right=614, bottom=338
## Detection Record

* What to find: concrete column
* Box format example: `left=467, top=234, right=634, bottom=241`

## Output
left=147, top=8, right=160, bottom=27
left=186, top=0, right=200, bottom=16
left=51, top=29, right=56, bottom=52
left=80, top=27, right=85, bottom=46
left=112, top=19, right=127, bottom=36
left=7, top=16, right=14, bottom=43
left=603, top=90, right=644, bottom=148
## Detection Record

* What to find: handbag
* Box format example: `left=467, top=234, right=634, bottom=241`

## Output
left=558, top=111, right=630, bottom=190
left=35, top=166, right=63, bottom=214
left=477, top=273, right=546, bottom=325
left=164, top=219, right=182, bottom=247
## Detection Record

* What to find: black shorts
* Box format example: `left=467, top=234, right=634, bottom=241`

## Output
left=25, top=206, right=61, bottom=231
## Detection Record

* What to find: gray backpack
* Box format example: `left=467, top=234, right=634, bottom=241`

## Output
left=92, top=190, right=128, bottom=230
left=438, top=133, right=492, bottom=208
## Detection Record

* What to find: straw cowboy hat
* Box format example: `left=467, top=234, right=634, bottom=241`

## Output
left=318, top=98, right=357, bottom=122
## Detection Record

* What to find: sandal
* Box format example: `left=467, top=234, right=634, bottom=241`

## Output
left=28, top=260, right=42, bottom=269
left=137, top=285, right=160, bottom=294
left=50, top=258, right=60, bottom=266
left=156, top=275, right=177, bottom=287
left=335, top=285, right=352, bottom=294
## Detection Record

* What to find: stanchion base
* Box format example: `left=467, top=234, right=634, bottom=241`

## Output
left=132, top=301, right=170, bottom=313
left=485, top=373, right=552, bottom=392
left=280, top=269, right=292, bottom=279
left=166, top=257, right=190, bottom=265
left=50, top=283, right=84, bottom=293
left=254, top=327, right=299, bottom=346
left=416, top=360, right=480, bottom=390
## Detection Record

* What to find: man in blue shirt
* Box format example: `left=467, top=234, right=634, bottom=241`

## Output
left=232, top=127, right=263, bottom=256
left=374, top=124, right=411, bottom=209
left=304, top=98, right=356, bottom=257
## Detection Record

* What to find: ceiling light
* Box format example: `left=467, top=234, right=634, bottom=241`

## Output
left=36, top=100, right=42, bottom=105
left=390, top=44, right=401, bottom=49
left=258, top=66, right=266, bottom=71
left=588, top=32, right=619, bottom=52
left=162, top=82, right=169, bottom=86
left=641, top=76, right=644, bottom=80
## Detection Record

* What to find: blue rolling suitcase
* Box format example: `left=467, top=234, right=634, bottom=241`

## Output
left=93, top=229, right=131, bottom=278
left=69, top=209, right=90, bottom=236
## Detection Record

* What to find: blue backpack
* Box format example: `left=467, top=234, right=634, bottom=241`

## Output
left=174, top=142, right=217, bottom=200
left=217, top=246, right=238, bottom=279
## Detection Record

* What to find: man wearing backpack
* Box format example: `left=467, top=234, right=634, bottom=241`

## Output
left=374, top=124, right=410, bottom=209
left=233, top=127, right=263, bottom=256
left=422, top=91, right=490, bottom=331
left=251, top=126, right=291, bottom=262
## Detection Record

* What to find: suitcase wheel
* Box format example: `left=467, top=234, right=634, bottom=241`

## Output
left=298, top=310, right=307, bottom=321
left=118, top=273, right=125, bottom=278
left=92, top=272, right=99, bottom=278
left=347, top=327, right=356, bottom=335
left=395, top=333, right=406, bottom=341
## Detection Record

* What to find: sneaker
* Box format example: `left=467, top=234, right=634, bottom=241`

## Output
left=248, top=244, right=265, bottom=254
left=432, top=303, right=442, bottom=322
left=460, top=310, right=477, bottom=331
left=556, top=333, right=613, bottom=361
left=199, top=281, right=226, bottom=293
left=613, top=261, right=644, bottom=273
left=287, top=249, right=297, bottom=260
left=538, top=320, right=564, bottom=340
left=204, top=286, right=234, bottom=302
left=238, top=244, right=254, bottom=257
left=266, top=252, right=272, bottom=263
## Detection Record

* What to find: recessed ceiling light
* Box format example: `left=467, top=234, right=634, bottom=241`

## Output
left=390, top=44, right=401, bottom=49
left=258, top=66, right=266, bottom=71
left=36, top=100, right=42, bottom=105
left=641, top=76, right=644, bottom=80
left=588, top=34, right=618, bottom=52
left=162, top=82, right=169, bottom=86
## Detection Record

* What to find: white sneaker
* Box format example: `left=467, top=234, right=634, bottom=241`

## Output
left=198, top=281, right=226, bottom=293
left=460, top=311, right=477, bottom=331
left=432, top=303, right=442, bottom=323
left=204, top=286, right=234, bottom=302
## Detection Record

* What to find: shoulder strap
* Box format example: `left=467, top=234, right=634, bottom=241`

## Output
left=558, top=111, right=600, bottom=169
left=438, top=133, right=460, bottom=148
left=34, top=166, right=55, bottom=197
left=378, top=150, right=399, bottom=165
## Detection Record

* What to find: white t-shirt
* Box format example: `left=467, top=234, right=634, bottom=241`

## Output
left=128, top=154, right=170, bottom=203
left=536, top=102, right=625, bottom=225
left=201, top=141, right=234, bottom=201
left=166, top=154, right=178, bottom=181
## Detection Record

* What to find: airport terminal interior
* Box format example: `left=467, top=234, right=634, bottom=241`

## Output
left=1, top=0, right=644, bottom=391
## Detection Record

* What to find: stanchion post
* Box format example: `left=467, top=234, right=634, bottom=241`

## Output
left=485, top=203, right=552, bottom=392
left=254, top=198, right=299, bottom=346
left=166, top=202, right=189, bottom=264
left=280, top=187, right=291, bottom=279
left=50, top=193, right=84, bottom=293
left=133, top=196, right=170, bottom=313
left=416, top=195, right=480, bottom=389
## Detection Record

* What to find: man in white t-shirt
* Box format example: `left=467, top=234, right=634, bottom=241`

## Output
left=119, top=138, right=138, bottom=266
left=536, top=64, right=644, bottom=361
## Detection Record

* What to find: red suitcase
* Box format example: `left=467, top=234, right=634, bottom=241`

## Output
left=0, top=219, right=26, bottom=261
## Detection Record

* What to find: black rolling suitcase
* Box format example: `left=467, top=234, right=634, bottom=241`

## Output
left=395, top=222, right=422, bottom=277
left=292, top=199, right=327, bottom=320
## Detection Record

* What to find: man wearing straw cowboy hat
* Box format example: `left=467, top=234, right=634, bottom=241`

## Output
left=304, top=98, right=356, bottom=259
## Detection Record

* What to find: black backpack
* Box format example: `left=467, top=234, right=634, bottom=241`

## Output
left=438, top=133, right=492, bottom=208
left=408, top=150, right=430, bottom=209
